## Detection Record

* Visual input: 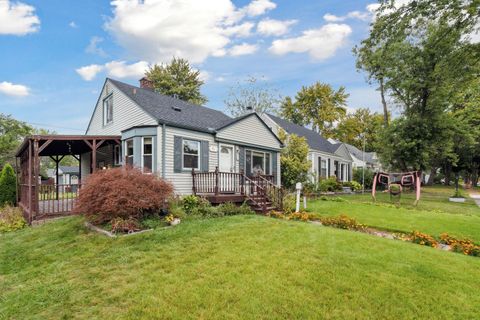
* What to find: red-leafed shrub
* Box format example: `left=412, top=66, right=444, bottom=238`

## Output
left=75, top=167, right=173, bottom=224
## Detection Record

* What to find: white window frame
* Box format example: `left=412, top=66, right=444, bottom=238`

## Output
left=114, top=144, right=121, bottom=166
left=125, top=139, right=134, bottom=166
left=246, top=149, right=271, bottom=175
left=182, top=139, right=200, bottom=170
left=141, top=137, right=153, bottom=173
left=103, top=94, right=113, bottom=126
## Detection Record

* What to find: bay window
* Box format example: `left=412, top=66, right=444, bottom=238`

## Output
left=142, top=137, right=153, bottom=173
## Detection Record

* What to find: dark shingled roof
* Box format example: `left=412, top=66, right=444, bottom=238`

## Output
left=344, top=143, right=376, bottom=164
left=267, top=114, right=336, bottom=154
left=59, top=166, right=79, bottom=174
left=109, top=78, right=232, bottom=133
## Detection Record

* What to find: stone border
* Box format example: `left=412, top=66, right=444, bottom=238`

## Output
left=84, top=222, right=155, bottom=238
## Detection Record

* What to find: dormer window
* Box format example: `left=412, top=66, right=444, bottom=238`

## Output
left=103, top=94, right=113, bottom=126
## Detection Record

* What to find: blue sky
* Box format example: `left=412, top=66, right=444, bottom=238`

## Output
left=0, top=0, right=382, bottom=134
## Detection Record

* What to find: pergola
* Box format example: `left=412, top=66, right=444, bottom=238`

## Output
left=15, top=135, right=121, bottom=223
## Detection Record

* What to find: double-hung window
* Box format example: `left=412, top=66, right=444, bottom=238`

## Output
left=142, top=137, right=153, bottom=173
left=103, top=95, right=113, bottom=125
left=126, top=139, right=134, bottom=166
left=183, top=139, right=200, bottom=170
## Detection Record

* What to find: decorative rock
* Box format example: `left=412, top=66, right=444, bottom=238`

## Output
left=449, top=197, right=466, bottom=203
left=170, top=218, right=181, bottom=226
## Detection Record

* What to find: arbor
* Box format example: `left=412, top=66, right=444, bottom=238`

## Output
left=0, top=164, right=17, bottom=206
left=332, top=108, right=384, bottom=152
left=145, top=57, right=207, bottom=105
left=279, top=130, right=311, bottom=189
left=279, top=82, right=348, bottom=137
left=0, top=114, right=33, bottom=168
left=224, top=76, right=281, bottom=117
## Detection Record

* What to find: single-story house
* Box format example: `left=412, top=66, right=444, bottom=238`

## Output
left=46, top=166, right=80, bottom=185
left=328, top=139, right=381, bottom=171
left=262, top=114, right=353, bottom=182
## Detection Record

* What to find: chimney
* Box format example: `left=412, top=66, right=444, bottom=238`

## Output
left=139, top=77, right=154, bottom=90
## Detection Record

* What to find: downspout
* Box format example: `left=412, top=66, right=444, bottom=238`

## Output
left=162, top=123, right=166, bottom=178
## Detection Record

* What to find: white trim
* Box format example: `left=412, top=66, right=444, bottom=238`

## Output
left=245, top=149, right=272, bottom=175
left=125, top=138, right=134, bottom=166
left=182, top=138, right=200, bottom=171
left=141, top=136, right=153, bottom=174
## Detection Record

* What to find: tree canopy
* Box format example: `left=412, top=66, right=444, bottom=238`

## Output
left=279, top=82, right=348, bottom=138
left=145, top=57, right=208, bottom=105
left=278, top=130, right=311, bottom=189
left=0, top=114, right=33, bottom=168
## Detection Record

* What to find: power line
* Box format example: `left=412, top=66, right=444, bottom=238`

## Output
left=26, top=121, right=85, bottom=132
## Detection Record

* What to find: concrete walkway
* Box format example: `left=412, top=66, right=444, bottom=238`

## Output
left=468, top=191, right=480, bottom=208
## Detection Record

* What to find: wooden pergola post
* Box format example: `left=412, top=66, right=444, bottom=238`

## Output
left=27, top=139, right=32, bottom=224
left=33, top=138, right=40, bottom=220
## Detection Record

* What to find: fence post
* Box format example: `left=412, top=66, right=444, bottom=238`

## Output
left=214, top=166, right=219, bottom=195
left=240, top=169, right=245, bottom=196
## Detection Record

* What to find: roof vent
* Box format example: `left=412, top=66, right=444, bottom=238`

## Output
left=172, top=106, right=181, bottom=112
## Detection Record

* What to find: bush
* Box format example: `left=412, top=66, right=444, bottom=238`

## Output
left=182, top=195, right=201, bottom=214
left=440, top=233, right=480, bottom=256
left=281, top=193, right=296, bottom=215
left=319, top=196, right=346, bottom=202
left=217, top=202, right=254, bottom=216
left=319, top=214, right=365, bottom=231
left=353, top=168, right=374, bottom=189
left=0, top=205, right=26, bottom=232
left=342, top=181, right=362, bottom=191
left=75, top=167, right=173, bottom=224
left=0, top=164, right=17, bottom=206
left=318, top=177, right=342, bottom=192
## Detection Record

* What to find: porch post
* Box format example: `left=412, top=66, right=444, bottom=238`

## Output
left=55, top=156, right=59, bottom=200
left=27, top=139, right=32, bottom=224
left=33, top=138, right=40, bottom=219
left=214, top=166, right=219, bottom=195
left=91, top=139, right=97, bottom=173
left=192, top=168, right=196, bottom=195
left=240, top=169, right=245, bottom=196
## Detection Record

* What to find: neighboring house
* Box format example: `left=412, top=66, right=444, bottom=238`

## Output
left=328, top=140, right=381, bottom=171
left=83, top=78, right=283, bottom=195
left=46, top=166, right=80, bottom=185
left=262, top=114, right=353, bottom=182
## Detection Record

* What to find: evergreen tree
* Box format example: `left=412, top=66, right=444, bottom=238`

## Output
left=0, top=164, right=17, bottom=206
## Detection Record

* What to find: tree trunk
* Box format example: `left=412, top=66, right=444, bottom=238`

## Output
left=379, top=77, right=389, bottom=126
left=444, top=164, right=451, bottom=186
left=426, top=168, right=436, bottom=186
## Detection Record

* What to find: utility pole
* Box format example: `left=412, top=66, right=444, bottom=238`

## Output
left=362, top=134, right=366, bottom=195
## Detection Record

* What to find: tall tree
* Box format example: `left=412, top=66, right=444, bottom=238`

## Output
left=278, top=130, right=311, bottom=189
left=355, top=0, right=480, bottom=172
left=0, top=163, right=17, bottom=206
left=224, top=76, right=281, bottom=117
left=280, top=82, right=348, bottom=137
left=145, top=57, right=208, bottom=105
left=332, top=108, right=384, bottom=152
left=0, top=114, right=33, bottom=168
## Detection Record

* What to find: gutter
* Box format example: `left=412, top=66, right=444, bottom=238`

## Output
left=162, top=123, right=166, bottom=178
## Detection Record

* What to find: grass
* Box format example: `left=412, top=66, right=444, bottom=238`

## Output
left=1, top=215, right=480, bottom=319
left=309, top=186, right=480, bottom=242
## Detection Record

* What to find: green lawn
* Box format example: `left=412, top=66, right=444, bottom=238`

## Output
left=308, top=186, right=480, bottom=242
left=1, top=215, right=480, bottom=319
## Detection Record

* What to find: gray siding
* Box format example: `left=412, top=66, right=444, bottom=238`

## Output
left=86, top=80, right=157, bottom=135
left=164, top=126, right=218, bottom=195
left=216, top=114, right=281, bottom=150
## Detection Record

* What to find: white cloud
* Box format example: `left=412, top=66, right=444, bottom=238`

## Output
left=104, top=60, right=149, bottom=79
left=257, top=18, right=297, bottom=36
left=0, top=0, right=40, bottom=35
left=323, top=13, right=345, bottom=22
left=229, top=43, right=259, bottom=56
left=69, top=21, right=78, bottom=28
left=244, top=0, right=276, bottom=17
left=76, top=61, right=149, bottom=81
left=269, top=24, right=352, bottom=61
left=324, top=11, right=370, bottom=22
left=198, top=70, right=210, bottom=82
left=76, top=64, right=104, bottom=81
left=0, top=81, right=30, bottom=97
left=86, top=36, right=107, bottom=57
left=105, top=0, right=275, bottom=64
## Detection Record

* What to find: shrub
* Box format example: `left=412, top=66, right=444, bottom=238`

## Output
left=111, top=217, right=141, bottom=234
left=389, top=183, right=402, bottom=194
left=0, top=164, right=17, bottom=206
left=342, top=181, right=362, bottom=191
left=268, top=210, right=285, bottom=219
left=281, top=193, right=296, bottom=215
left=353, top=168, right=374, bottom=189
left=410, top=231, right=438, bottom=248
left=182, top=195, right=201, bottom=214
left=319, top=214, right=365, bottom=230
left=287, top=211, right=312, bottom=221
left=319, top=196, right=346, bottom=202
left=217, top=202, right=254, bottom=216
left=318, top=177, right=342, bottom=192
left=0, top=205, right=26, bottom=232
left=74, top=167, right=173, bottom=224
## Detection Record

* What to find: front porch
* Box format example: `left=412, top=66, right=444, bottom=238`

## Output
left=192, top=168, right=283, bottom=213
left=15, top=135, right=121, bottom=223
